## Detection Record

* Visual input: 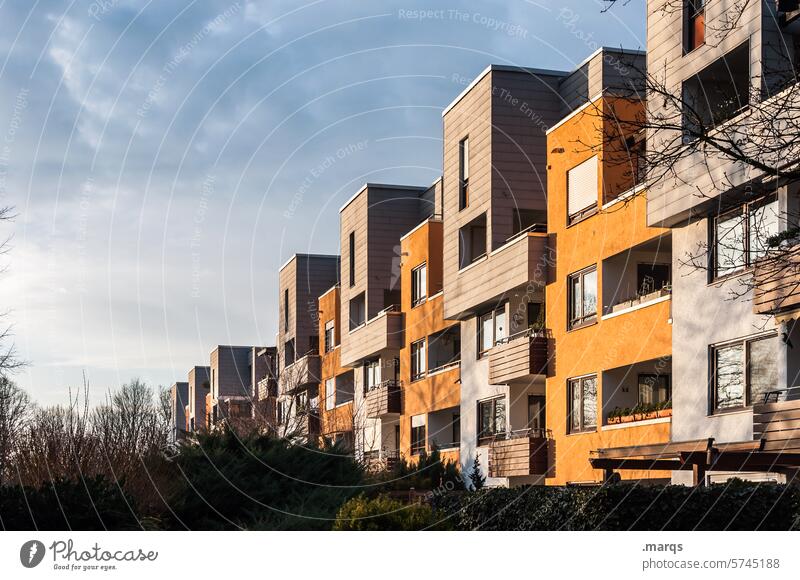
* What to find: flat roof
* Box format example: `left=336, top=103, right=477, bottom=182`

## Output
left=279, top=253, right=340, bottom=273
left=338, top=182, right=428, bottom=214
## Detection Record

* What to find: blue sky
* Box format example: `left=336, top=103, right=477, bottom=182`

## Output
left=0, top=0, right=645, bottom=405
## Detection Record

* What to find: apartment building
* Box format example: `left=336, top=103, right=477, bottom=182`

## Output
left=318, top=284, right=355, bottom=448
left=398, top=200, right=462, bottom=464
left=210, top=345, right=258, bottom=425
left=545, top=88, right=673, bottom=485
left=251, top=346, right=278, bottom=429
left=187, top=365, right=210, bottom=432
left=277, top=254, right=340, bottom=440
left=169, top=381, right=190, bottom=443
left=339, top=182, right=438, bottom=465
left=637, top=0, right=800, bottom=484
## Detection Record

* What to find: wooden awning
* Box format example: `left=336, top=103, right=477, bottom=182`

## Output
left=589, top=437, right=800, bottom=486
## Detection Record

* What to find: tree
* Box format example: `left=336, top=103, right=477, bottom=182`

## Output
left=469, top=456, right=486, bottom=491
left=0, top=377, right=31, bottom=485
left=0, top=205, right=23, bottom=375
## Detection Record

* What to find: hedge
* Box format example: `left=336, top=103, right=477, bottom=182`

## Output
left=434, top=480, right=800, bottom=531
left=334, top=494, right=451, bottom=531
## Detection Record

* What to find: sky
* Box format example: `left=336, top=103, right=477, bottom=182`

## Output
left=0, top=0, right=645, bottom=405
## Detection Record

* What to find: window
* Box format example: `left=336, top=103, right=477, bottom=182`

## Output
left=411, top=263, right=427, bottom=307
left=459, top=137, right=469, bottom=210
left=458, top=213, right=487, bottom=269
left=325, top=378, right=335, bottom=411
left=284, top=339, right=295, bottom=366
left=477, top=397, right=506, bottom=445
left=411, top=415, right=426, bottom=455
left=568, top=375, right=597, bottom=433
left=638, top=374, right=671, bottom=405
left=277, top=401, right=285, bottom=425
left=713, top=195, right=779, bottom=278
left=477, top=307, right=506, bottom=358
left=512, top=208, right=547, bottom=235
left=283, top=289, right=289, bottom=332
left=712, top=334, right=778, bottom=411
left=349, top=293, right=366, bottom=330
left=335, top=371, right=355, bottom=405
left=364, top=359, right=380, bottom=391
left=411, top=339, right=426, bottom=381
left=686, top=0, right=705, bottom=52
left=527, top=302, right=545, bottom=330
left=568, top=266, right=598, bottom=329
left=324, top=320, right=335, bottom=352
left=567, top=156, right=598, bottom=224
left=452, top=413, right=461, bottom=447
left=428, top=326, right=461, bottom=371
left=349, top=232, right=356, bottom=286
left=527, top=395, right=546, bottom=431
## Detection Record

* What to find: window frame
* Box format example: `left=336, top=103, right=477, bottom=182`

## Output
left=411, top=262, right=427, bottom=307
left=410, top=415, right=426, bottom=455
left=349, top=231, right=356, bottom=287
left=459, top=137, right=469, bottom=210
left=710, top=332, right=779, bottom=413
left=324, top=320, right=335, bottom=353
left=364, top=359, right=380, bottom=392
left=568, top=375, right=598, bottom=434
left=686, top=0, right=705, bottom=53
left=477, top=396, right=506, bottom=446
left=637, top=373, right=671, bottom=405
left=711, top=194, right=779, bottom=281
left=325, top=377, right=335, bottom=411
left=566, top=155, right=599, bottom=226
left=567, top=265, right=598, bottom=330
left=410, top=338, right=426, bottom=382
left=476, top=306, right=507, bottom=358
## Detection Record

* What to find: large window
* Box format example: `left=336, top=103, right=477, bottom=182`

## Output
left=411, top=415, right=426, bottom=455
left=458, top=213, right=487, bottom=269
left=335, top=371, right=355, bottom=405
left=284, top=339, right=296, bottom=366
left=459, top=137, right=469, bottom=210
left=428, top=326, right=461, bottom=371
left=478, top=397, right=506, bottom=445
left=567, top=156, right=598, bottom=224
left=364, top=359, right=380, bottom=391
left=411, top=263, right=427, bottom=307
left=713, top=195, right=779, bottom=278
left=349, top=231, right=356, bottom=287
left=324, top=320, right=335, bottom=352
left=568, top=375, right=597, bottom=433
left=638, top=374, right=671, bottom=405
left=349, top=293, right=366, bottom=330
left=411, top=339, right=426, bottom=381
left=477, top=307, right=506, bottom=358
left=712, top=334, right=778, bottom=411
left=568, top=266, right=598, bottom=330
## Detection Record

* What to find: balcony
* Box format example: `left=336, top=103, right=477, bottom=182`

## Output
left=365, top=380, right=402, bottom=418
left=753, top=242, right=800, bottom=316
left=296, top=407, right=321, bottom=440
left=487, top=329, right=549, bottom=385
left=280, top=351, right=321, bottom=395
left=488, top=429, right=550, bottom=478
left=362, top=449, right=400, bottom=473
left=445, top=230, right=550, bottom=320
left=340, top=306, right=404, bottom=367
left=753, top=387, right=800, bottom=452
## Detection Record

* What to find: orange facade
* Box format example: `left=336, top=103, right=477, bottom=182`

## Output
left=545, top=96, right=673, bottom=484
left=318, top=285, right=354, bottom=443
left=398, top=219, right=461, bottom=464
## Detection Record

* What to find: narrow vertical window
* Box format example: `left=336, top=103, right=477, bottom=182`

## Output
left=411, top=339, right=426, bottom=381
left=411, top=263, right=427, bottom=306
left=349, top=231, right=356, bottom=287
left=459, top=137, right=469, bottom=210
left=411, top=415, right=426, bottom=455
left=283, top=289, right=289, bottom=332
left=568, top=375, right=597, bottom=433
left=568, top=266, right=597, bottom=330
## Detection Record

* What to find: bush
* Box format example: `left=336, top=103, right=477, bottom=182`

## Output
left=375, top=448, right=464, bottom=493
left=0, top=476, right=143, bottom=530
left=165, top=430, right=364, bottom=530
left=333, top=494, right=450, bottom=530
left=435, top=480, right=800, bottom=531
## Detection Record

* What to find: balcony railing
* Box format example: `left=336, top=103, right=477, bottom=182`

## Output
left=604, top=285, right=672, bottom=317
left=488, top=428, right=550, bottom=478
left=365, top=380, right=402, bottom=418
left=488, top=328, right=549, bottom=385
left=340, top=306, right=404, bottom=367
left=362, top=448, right=400, bottom=472
left=753, top=386, right=800, bottom=452
left=753, top=242, right=800, bottom=315
left=279, top=350, right=321, bottom=394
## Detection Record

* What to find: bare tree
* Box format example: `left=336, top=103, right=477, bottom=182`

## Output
left=0, top=205, right=23, bottom=375
left=0, top=377, right=31, bottom=485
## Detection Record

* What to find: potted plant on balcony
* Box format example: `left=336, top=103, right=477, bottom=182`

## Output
left=607, top=401, right=672, bottom=424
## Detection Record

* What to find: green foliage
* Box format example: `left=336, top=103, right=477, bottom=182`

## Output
left=165, top=430, right=364, bottom=530
left=0, top=476, right=142, bottom=530
left=767, top=226, right=800, bottom=248
left=333, top=494, right=450, bottom=530
left=375, top=448, right=464, bottom=493
left=469, top=456, right=485, bottom=491
left=435, top=481, right=800, bottom=531
left=608, top=399, right=672, bottom=421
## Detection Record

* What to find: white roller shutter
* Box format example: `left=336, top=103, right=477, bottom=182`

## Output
left=567, top=156, right=598, bottom=219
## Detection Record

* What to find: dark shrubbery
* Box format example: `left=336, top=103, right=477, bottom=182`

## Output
left=0, top=476, right=142, bottom=530
left=165, top=431, right=364, bottom=530
left=334, top=494, right=450, bottom=530
left=375, top=448, right=463, bottom=493
left=434, top=480, right=800, bottom=531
